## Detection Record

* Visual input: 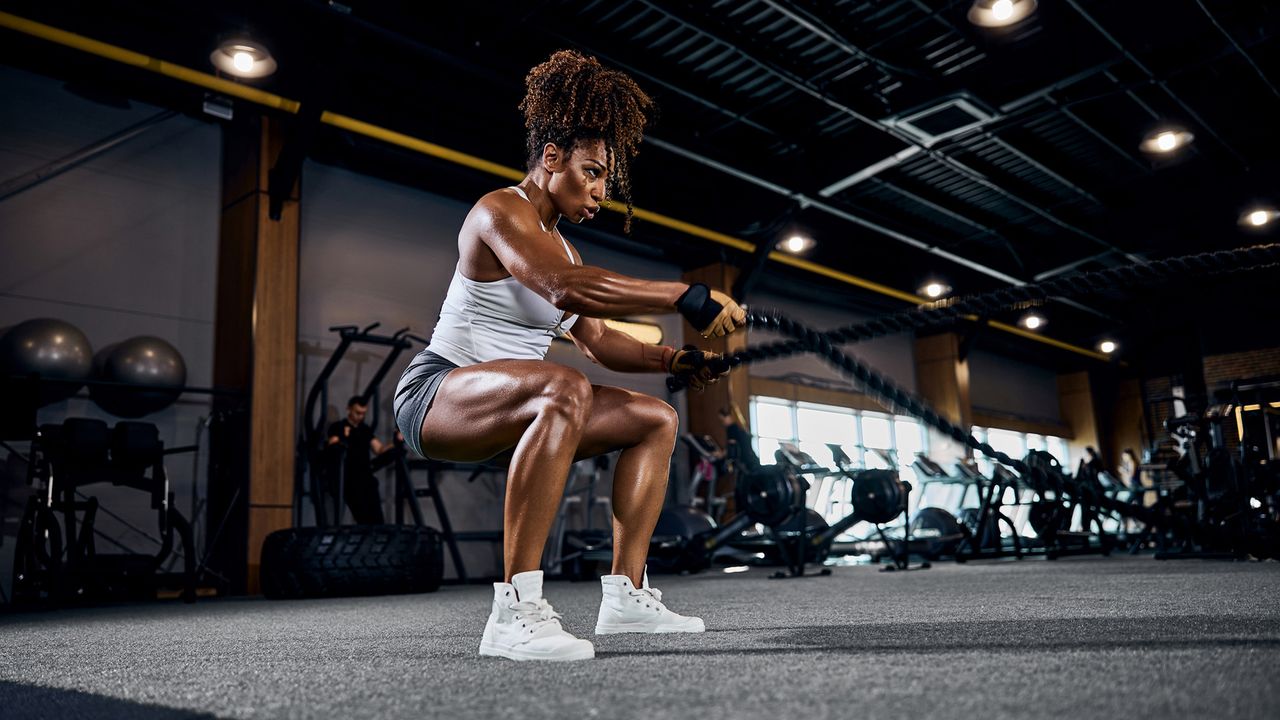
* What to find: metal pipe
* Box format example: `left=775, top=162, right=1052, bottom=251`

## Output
left=0, top=110, right=177, bottom=203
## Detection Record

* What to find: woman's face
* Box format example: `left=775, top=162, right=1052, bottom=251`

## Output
left=545, top=139, right=609, bottom=224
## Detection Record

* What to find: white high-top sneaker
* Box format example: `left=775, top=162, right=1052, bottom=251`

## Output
left=479, top=570, right=594, bottom=661
left=595, top=569, right=705, bottom=634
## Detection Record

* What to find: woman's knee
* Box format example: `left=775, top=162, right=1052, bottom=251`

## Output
left=533, top=367, right=593, bottom=423
left=634, top=395, right=679, bottom=442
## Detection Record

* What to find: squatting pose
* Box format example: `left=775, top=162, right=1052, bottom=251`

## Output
left=393, top=49, right=746, bottom=661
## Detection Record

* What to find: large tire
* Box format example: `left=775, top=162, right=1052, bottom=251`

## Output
left=260, top=525, right=443, bottom=599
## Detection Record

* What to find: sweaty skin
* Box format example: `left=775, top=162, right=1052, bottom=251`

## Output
left=420, top=140, right=722, bottom=587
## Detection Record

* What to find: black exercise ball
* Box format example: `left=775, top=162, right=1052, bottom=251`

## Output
left=0, top=318, right=94, bottom=405
left=89, top=336, right=187, bottom=418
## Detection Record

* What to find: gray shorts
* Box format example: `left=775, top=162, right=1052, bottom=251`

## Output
left=393, top=349, right=459, bottom=459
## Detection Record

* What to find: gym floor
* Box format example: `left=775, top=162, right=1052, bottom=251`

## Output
left=2, top=555, right=1277, bottom=719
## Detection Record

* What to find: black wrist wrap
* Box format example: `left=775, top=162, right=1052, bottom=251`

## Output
left=676, top=283, right=720, bottom=329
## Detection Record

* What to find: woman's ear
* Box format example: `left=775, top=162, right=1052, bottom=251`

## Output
left=541, top=142, right=563, bottom=172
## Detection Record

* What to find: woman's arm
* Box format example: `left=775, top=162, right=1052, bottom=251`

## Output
left=567, top=317, right=673, bottom=373
left=472, top=195, right=744, bottom=336
left=473, top=195, right=683, bottom=316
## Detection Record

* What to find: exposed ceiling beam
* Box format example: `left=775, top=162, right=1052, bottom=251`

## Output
left=1193, top=0, right=1280, bottom=102
left=818, top=146, right=922, bottom=196
left=1066, top=0, right=1251, bottom=170
left=646, top=135, right=1114, bottom=321
left=630, top=0, right=1131, bottom=260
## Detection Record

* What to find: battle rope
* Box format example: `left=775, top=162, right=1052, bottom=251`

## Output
left=729, top=242, right=1280, bottom=358
left=681, top=310, right=1190, bottom=540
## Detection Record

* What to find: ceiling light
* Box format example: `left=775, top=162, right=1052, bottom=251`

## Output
left=1139, top=127, right=1194, bottom=154
left=776, top=234, right=816, bottom=255
left=232, top=51, right=255, bottom=74
left=919, top=281, right=952, bottom=299
left=1240, top=207, right=1278, bottom=228
left=1020, top=313, right=1045, bottom=331
left=210, top=38, right=277, bottom=79
left=1098, top=340, right=1118, bottom=354
left=968, top=0, right=1038, bottom=27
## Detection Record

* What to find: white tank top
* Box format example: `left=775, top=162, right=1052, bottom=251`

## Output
left=426, top=186, right=579, bottom=366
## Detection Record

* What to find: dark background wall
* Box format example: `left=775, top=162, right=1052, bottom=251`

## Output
left=0, top=66, right=220, bottom=597
left=969, top=349, right=1062, bottom=425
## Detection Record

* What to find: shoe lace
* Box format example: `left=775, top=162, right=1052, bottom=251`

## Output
left=511, top=598, right=563, bottom=632
left=626, top=587, right=665, bottom=611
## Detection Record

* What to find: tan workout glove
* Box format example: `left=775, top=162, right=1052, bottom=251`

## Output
left=667, top=346, right=731, bottom=392
left=676, top=283, right=747, bottom=338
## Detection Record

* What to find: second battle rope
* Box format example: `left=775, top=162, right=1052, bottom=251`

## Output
left=745, top=242, right=1280, bottom=354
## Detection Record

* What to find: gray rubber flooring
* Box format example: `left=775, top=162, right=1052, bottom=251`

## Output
left=2, top=554, right=1279, bottom=719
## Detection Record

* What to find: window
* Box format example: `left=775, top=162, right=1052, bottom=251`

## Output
left=749, top=396, right=927, bottom=533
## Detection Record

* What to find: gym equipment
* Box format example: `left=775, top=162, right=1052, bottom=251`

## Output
left=89, top=336, right=188, bottom=418
left=670, top=308, right=1280, bottom=560
left=297, top=323, right=424, bottom=528
left=260, top=525, right=443, bottom=599
left=11, top=418, right=197, bottom=604
left=822, top=444, right=924, bottom=572
left=951, top=462, right=1029, bottom=560
left=547, top=455, right=614, bottom=581
left=909, top=507, right=965, bottom=559
left=268, top=321, right=460, bottom=593
left=647, top=505, right=718, bottom=573
left=0, top=318, right=93, bottom=405
left=681, top=433, right=728, bottom=522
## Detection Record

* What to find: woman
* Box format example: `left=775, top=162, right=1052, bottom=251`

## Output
left=394, top=49, right=746, bottom=662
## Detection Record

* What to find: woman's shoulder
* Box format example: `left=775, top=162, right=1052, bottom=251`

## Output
left=464, top=188, right=536, bottom=231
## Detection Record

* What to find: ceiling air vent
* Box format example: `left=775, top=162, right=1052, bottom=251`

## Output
left=886, top=95, right=995, bottom=146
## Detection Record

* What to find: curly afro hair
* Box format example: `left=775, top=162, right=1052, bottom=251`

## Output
left=519, top=49, right=656, bottom=233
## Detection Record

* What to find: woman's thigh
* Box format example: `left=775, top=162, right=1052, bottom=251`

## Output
left=574, top=385, right=679, bottom=461
left=419, top=359, right=592, bottom=462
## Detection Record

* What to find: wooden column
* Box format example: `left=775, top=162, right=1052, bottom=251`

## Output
left=1058, top=371, right=1100, bottom=463
left=914, top=332, right=972, bottom=461
left=1107, top=378, right=1146, bottom=469
left=213, top=115, right=299, bottom=595
left=679, top=263, right=749, bottom=513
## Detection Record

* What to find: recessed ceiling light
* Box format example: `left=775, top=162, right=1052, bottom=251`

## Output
left=919, top=281, right=952, bottom=299
left=1140, top=127, right=1194, bottom=154
left=1020, top=313, right=1045, bottom=331
left=1240, top=207, right=1278, bottom=228
left=210, top=38, right=277, bottom=79
left=1098, top=340, right=1118, bottom=354
left=776, top=234, right=816, bottom=255
left=968, top=0, right=1038, bottom=27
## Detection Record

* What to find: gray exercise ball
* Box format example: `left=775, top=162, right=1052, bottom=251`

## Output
left=0, top=318, right=94, bottom=405
left=89, top=336, right=187, bottom=418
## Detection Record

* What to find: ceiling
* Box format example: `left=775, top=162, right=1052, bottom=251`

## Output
left=3, top=0, right=1279, bottom=372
